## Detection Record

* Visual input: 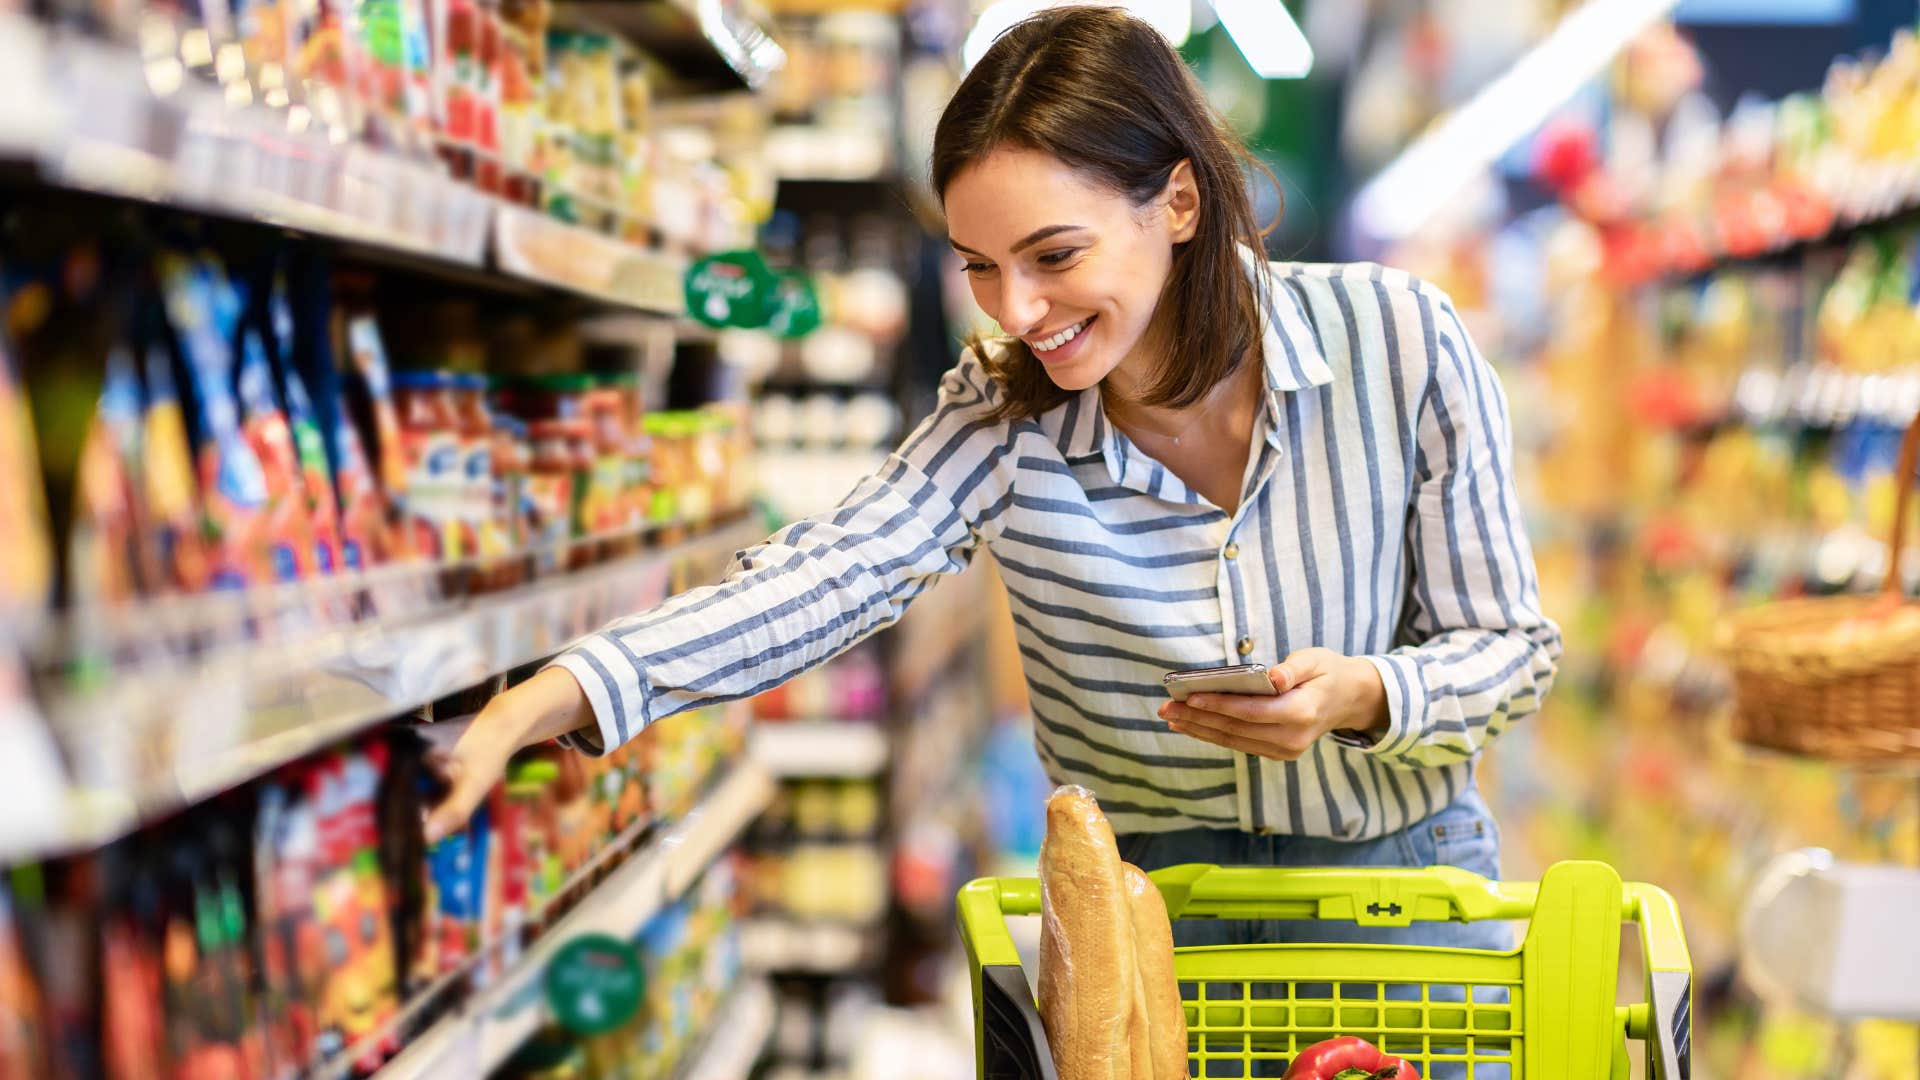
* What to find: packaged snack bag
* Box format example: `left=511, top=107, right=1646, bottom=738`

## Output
left=342, top=316, right=414, bottom=560
left=98, top=850, right=170, bottom=1080
left=267, top=280, right=345, bottom=576
left=160, top=256, right=274, bottom=589
left=0, top=874, right=52, bottom=1078
left=237, top=327, right=318, bottom=582
left=425, top=799, right=490, bottom=975
left=0, top=328, right=53, bottom=619
left=69, top=344, right=146, bottom=606
left=139, top=341, right=212, bottom=593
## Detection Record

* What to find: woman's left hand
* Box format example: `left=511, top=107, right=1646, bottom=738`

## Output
left=1158, top=647, right=1390, bottom=761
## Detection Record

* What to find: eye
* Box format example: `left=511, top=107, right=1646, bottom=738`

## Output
left=960, top=260, right=994, bottom=276
left=1037, top=248, right=1080, bottom=267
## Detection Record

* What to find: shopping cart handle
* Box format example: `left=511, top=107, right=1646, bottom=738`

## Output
left=1147, top=863, right=1540, bottom=926
left=1627, top=883, right=1693, bottom=1080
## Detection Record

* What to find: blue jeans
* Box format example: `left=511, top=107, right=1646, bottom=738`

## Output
left=1115, top=785, right=1512, bottom=1079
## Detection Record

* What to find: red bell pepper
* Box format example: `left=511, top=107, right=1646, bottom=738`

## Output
left=1281, top=1036, right=1420, bottom=1079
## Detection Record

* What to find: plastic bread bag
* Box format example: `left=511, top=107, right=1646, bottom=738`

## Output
left=1122, top=862, right=1186, bottom=1079
left=1038, top=785, right=1146, bottom=1080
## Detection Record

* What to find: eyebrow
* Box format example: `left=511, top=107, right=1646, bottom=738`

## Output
left=949, top=224, right=1089, bottom=257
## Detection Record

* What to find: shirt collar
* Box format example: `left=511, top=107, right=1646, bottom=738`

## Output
left=1052, top=247, right=1335, bottom=466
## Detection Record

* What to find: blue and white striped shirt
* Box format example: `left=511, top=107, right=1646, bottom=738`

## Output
left=553, top=258, right=1561, bottom=839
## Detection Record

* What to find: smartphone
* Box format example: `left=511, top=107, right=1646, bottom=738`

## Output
left=1162, top=664, right=1278, bottom=701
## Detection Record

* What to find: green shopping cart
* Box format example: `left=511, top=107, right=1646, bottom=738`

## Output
left=959, top=860, right=1691, bottom=1079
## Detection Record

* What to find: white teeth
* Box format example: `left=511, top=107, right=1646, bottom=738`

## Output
left=1031, top=317, right=1091, bottom=353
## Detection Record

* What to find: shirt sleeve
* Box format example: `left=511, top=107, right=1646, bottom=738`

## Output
left=549, top=350, right=1016, bottom=754
left=1358, top=292, right=1562, bottom=770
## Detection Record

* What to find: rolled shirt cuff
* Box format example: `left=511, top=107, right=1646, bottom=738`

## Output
left=545, top=636, right=655, bottom=757
left=1357, top=652, right=1428, bottom=761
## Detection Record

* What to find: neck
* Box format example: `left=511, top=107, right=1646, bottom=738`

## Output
left=1103, top=352, right=1259, bottom=443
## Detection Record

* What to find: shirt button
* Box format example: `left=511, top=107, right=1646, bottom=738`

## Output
left=1237, top=637, right=1255, bottom=657
left=1222, top=543, right=1240, bottom=560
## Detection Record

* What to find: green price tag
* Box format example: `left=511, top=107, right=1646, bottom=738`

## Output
left=684, top=250, right=777, bottom=329
left=544, top=934, right=644, bottom=1035
left=767, top=270, right=823, bottom=339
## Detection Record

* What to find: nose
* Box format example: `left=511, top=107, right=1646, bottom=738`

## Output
left=996, top=270, right=1048, bottom=337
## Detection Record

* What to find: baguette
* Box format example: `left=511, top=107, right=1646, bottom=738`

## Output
left=1123, top=862, right=1188, bottom=1079
left=1038, top=786, right=1137, bottom=1080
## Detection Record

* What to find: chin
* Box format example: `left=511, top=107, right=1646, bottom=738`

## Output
left=1041, top=362, right=1105, bottom=393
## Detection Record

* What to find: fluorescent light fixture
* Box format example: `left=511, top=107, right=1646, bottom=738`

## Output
left=962, top=0, right=1050, bottom=71
left=1212, top=0, right=1313, bottom=78
left=1674, top=0, right=1853, bottom=23
left=1353, top=0, right=1680, bottom=243
left=962, top=0, right=1191, bottom=72
left=698, top=0, right=786, bottom=89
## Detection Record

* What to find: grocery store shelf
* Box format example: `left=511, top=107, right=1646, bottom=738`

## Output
left=751, top=720, right=890, bottom=778
left=1, top=17, right=489, bottom=267
left=672, top=978, right=776, bottom=1080
left=1730, top=363, right=1920, bottom=430
left=765, top=126, right=895, bottom=182
left=5, top=515, right=765, bottom=861
left=1666, top=198, right=1920, bottom=284
left=494, top=203, right=688, bottom=316
left=0, top=15, right=700, bottom=319
left=739, top=917, right=877, bottom=974
left=371, top=762, right=776, bottom=1080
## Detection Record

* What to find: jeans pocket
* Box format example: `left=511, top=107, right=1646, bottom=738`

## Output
left=1425, top=802, right=1500, bottom=880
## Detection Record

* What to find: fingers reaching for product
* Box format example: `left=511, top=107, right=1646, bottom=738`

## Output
left=422, top=724, right=514, bottom=845
left=422, top=667, right=598, bottom=844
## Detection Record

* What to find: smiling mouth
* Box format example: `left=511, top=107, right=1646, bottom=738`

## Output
left=1028, top=316, right=1094, bottom=353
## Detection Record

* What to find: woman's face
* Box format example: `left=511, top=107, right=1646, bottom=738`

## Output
left=944, top=148, right=1198, bottom=395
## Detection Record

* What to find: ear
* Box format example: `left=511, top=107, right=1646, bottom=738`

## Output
left=1161, top=159, right=1200, bottom=244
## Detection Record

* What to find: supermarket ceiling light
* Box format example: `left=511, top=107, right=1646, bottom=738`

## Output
left=962, top=0, right=1191, bottom=72
left=1211, top=0, right=1312, bottom=78
left=1352, top=0, right=1680, bottom=243
left=697, top=0, right=786, bottom=88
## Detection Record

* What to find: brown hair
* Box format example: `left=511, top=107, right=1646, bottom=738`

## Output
left=932, top=5, right=1278, bottom=422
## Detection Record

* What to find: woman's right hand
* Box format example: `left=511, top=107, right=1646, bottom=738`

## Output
left=424, top=666, right=598, bottom=843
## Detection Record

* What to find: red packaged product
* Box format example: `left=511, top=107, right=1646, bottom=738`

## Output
left=392, top=371, right=465, bottom=562
left=525, top=419, right=577, bottom=572
left=449, top=373, right=501, bottom=564
left=238, top=329, right=320, bottom=582
left=99, top=855, right=168, bottom=1080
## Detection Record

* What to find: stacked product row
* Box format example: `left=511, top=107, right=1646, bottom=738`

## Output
left=0, top=241, right=752, bottom=661
left=25, top=0, right=761, bottom=252
left=0, top=691, right=747, bottom=1079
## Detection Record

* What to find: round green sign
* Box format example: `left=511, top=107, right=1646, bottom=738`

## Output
left=684, top=250, right=778, bottom=329
left=544, top=933, right=644, bottom=1035
left=768, top=270, right=823, bottom=339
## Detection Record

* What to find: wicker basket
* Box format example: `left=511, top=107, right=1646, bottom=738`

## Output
left=1719, top=408, right=1920, bottom=762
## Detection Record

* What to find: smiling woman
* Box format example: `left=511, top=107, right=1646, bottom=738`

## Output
left=931, top=6, right=1280, bottom=422
left=427, top=5, right=1561, bottom=984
